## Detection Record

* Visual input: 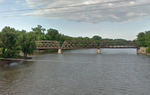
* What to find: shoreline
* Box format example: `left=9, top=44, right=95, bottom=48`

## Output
left=0, top=57, right=32, bottom=66
left=0, top=50, right=58, bottom=66
left=137, top=47, right=150, bottom=56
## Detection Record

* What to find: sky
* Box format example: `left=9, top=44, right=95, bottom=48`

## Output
left=0, top=0, right=150, bottom=40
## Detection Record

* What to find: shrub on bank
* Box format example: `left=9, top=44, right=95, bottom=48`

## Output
left=146, top=47, right=150, bottom=53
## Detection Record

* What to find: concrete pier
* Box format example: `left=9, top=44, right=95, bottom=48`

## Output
left=97, top=48, right=101, bottom=54
left=58, top=49, right=62, bottom=54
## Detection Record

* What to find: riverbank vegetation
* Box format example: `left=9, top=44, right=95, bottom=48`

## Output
left=0, top=25, right=135, bottom=58
left=136, top=31, right=150, bottom=53
left=0, top=27, right=36, bottom=58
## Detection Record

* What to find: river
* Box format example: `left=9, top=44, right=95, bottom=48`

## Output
left=0, top=49, right=150, bottom=95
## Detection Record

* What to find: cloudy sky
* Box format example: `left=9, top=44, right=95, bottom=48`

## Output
left=0, top=0, right=150, bottom=40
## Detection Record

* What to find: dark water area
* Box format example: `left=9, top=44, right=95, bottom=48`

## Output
left=0, top=49, right=150, bottom=95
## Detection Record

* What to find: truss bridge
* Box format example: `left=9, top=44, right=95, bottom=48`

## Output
left=36, top=40, right=138, bottom=54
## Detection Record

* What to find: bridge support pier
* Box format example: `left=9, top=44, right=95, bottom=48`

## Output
left=97, top=48, right=101, bottom=54
left=58, top=49, right=62, bottom=54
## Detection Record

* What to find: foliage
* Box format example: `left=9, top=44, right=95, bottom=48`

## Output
left=136, top=32, right=146, bottom=47
left=0, top=27, right=19, bottom=58
left=145, top=31, right=150, bottom=47
left=136, top=31, right=150, bottom=47
left=101, top=39, right=134, bottom=46
left=146, top=47, right=150, bottom=53
left=0, top=27, right=36, bottom=58
left=19, top=32, right=36, bottom=58
left=92, top=35, right=102, bottom=41
left=32, top=25, right=46, bottom=40
left=46, top=29, right=59, bottom=40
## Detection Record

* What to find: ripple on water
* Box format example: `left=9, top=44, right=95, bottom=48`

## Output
left=0, top=49, right=150, bottom=95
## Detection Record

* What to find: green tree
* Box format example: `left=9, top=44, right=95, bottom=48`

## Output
left=46, top=29, right=59, bottom=40
left=92, top=35, right=102, bottom=41
left=19, top=32, right=36, bottom=58
left=32, top=25, right=46, bottom=40
left=136, top=32, right=146, bottom=47
left=0, top=27, right=19, bottom=58
left=145, top=31, right=150, bottom=47
left=146, top=47, right=150, bottom=53
left=92, top=35, right=102, bottom=45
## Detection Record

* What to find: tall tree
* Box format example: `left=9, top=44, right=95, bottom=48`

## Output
left=0, top=27, right=19, bottom=57
left=46, top=29, right=59, bottom=40
left=19, top=32, right=36, bottom=58
left=92, top=35, right=102, bottom=45
left=32, top=25, right=46, bottom=40
left=136, top=32, right=146, bottom=47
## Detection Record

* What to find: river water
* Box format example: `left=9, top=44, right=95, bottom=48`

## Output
left=0, top=49, right=150, bottom=95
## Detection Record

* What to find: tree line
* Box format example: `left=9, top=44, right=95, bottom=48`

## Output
left=136, top=31, right=150, bottom=53
left=0, top=25, right=135, bottom=58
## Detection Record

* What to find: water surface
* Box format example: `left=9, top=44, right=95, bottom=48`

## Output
left=0, top=49, right=150, bottom=95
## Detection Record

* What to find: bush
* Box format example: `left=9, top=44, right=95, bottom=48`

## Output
left=146, top=47, right=150, bottom=53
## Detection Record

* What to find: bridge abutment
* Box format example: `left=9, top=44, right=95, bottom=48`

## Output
left=97, top=48, right=101, bottom=54
left=58, top=49, right=62, bottom=54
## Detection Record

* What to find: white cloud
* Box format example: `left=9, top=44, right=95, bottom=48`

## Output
left=129, top=1, right=136, bottom=5
left=0, top=0, right=4, bottom=3
left=16, top=0, right=24, bottom=4
left=25, top=0, right=150, bottom=23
